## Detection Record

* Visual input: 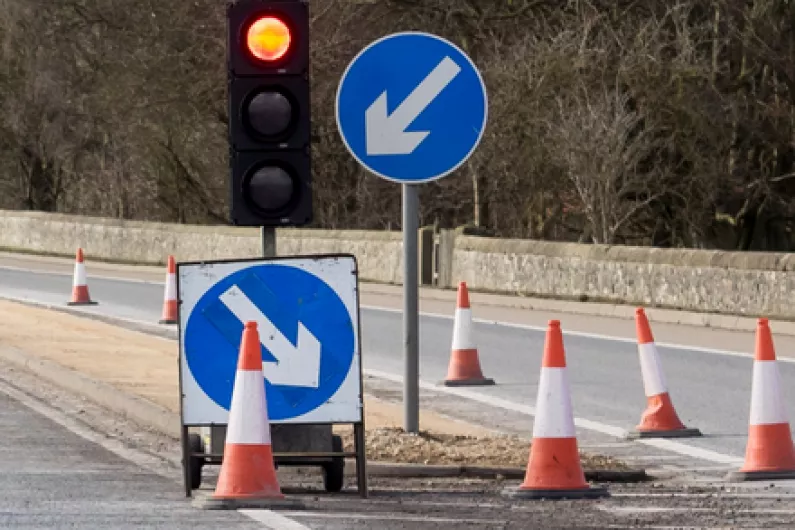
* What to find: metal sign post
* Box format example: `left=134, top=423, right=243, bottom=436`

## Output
left=335, top=31, right=489, bottom=433
left=402, top=184, right=420, bottom=433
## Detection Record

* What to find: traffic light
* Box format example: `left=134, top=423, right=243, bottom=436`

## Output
left=226, top=0, right=312, bottom=227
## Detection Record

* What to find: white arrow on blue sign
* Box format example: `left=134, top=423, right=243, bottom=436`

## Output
left=336, top=31, right=489, bottom=184
left=177, top=256, right=363, bottom=425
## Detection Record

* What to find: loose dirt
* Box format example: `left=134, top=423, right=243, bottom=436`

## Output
left=337, top=425, right=629, bottom=470
left=0, top=299, right=624, bottom=470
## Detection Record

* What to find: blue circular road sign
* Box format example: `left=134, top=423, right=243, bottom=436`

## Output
left=336, top=31, right=488, bottom=184
left=184, top=264, right=355, bottom=421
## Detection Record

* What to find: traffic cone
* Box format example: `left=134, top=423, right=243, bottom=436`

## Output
left=508, top=320, right=608, bottom=500
left=627, top=308, right=701, bottom=439
left=728, top=318, right=795, bottom=481
left=159, top=255, right=178, bottom=324
left=67, top=248, right=97, bottom=306
left=199, top=322, right=300, bottom=509
left=442, top=282, right=494, bottom=386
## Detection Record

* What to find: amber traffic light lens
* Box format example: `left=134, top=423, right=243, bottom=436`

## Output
left=246, top=16, right=291, bottom=62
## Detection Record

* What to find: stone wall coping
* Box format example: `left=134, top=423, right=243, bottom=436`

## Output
left=1, top=210, right=402, bottom=242
left=455, top=235, right=795, bottom=272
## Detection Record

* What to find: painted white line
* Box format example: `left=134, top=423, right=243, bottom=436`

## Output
left=0, top=292, right=748, bottom=468
left=311, top=497, right=506, bottom=511
left=282, top=510, right=504, bottom=526
left=0, top=294, right=176, bottom=343
left=0, top=269, right=751, bottom=468
left=598, top=505, right=713, bottom=514
left=618, top=455, right=684, bottom=461
left=655, top=464, right=737, bottom=472
left=0, top=262, right=780, bottom=364
left=577, top=442, right=634, bottom=449
left=361, top=304, right=769, bottom=363
left=239, top=509, right=313, bottom=530
left=364, top=367, right=746, bottom=466
left=0, top=264, right=161, bottom=286
left=738, top=509, right=795, bottom=514
left=613, top=492, right=795, bottom=499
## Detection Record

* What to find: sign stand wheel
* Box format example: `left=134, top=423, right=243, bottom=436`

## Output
left=322, top=435, right=345, bottom=493
left=188, top=432, right=206, bottom=490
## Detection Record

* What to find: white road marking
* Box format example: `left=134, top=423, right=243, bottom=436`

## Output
left=0, top=264, right=758, bottom=468
left=613, top=492, right=795, bottom=499
left=0, top=263, right=161, bottom=286
left=281, top=510, right=505, bottom=526
left=598, top=505, right=713, bottom=514
left=239, top=509, right=313, bottom=530
left=0, top=262, right=780, bottom=365
left=618, top=454, right=684, bottom=461
left=0, top=291, right=748, bottom=467
left=360, top=305, right=773, bottom=363
left=365, top=367, right=746, bottom=466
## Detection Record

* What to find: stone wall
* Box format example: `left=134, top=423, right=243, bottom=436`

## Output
left=451, top=235, right=795, bottom=318
left=0, top=211, right=403, bottom=284
left=1, top=209, right=792, bottom=318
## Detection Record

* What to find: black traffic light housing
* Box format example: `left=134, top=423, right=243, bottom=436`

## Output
left=226, top=0, right=312, bottom=227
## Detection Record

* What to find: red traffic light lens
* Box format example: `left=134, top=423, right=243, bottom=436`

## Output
left=246, top=16, right=291, bottom=62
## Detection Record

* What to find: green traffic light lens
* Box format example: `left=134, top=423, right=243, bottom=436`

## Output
left=245, top=164, right=296, bottom=212
left=245, top=90, right=294, bottom=138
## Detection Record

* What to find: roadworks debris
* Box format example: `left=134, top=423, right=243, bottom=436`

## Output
left=338, top=426, right=629, bottom=470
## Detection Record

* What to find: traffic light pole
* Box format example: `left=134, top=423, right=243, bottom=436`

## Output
left=208, top=227, right=276, bottom=456
left=261, top=226, right=276, bottom=257
left=402, top=184, right=420, bottom=434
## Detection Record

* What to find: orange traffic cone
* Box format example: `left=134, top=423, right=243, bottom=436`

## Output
left=508, top=320, right=608, bottom=500
left=199, top=321, right=300, bottom=509
left=627, top=308, right=701, bottom=439
left=443, top=282, right=494, bottom=386
left=67, top=248, right=97, bottom=306
left=159, top=255, right=178, bottom=324
left=728, top=318, right=795, bottom=481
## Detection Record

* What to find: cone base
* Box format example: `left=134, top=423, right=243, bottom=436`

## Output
left=194, top=495, right=303, bottom=511
left=726, top=469, right=795, bottom=482
left=159, top=318, right=177, bottom=325
left=442, top=377, right=495, bottom=387
left=626, top=427, right=702, bottom=440
left=67, top=300, right=98, bottom=306
left=504, top=485, right=609, bottom=501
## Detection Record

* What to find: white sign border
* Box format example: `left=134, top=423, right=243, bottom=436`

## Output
left=335, top=30, right=490, bottom=185
left=177, top=254, right=363, bottom=425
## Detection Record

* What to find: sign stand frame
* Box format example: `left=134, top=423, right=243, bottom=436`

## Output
left=176, top=245, right=369, bottom=499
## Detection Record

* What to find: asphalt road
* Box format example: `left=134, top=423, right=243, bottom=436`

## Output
left=0, top=355, right=693, bottom=530
left=0, top=382, right=267, bottom=529
left=1, top=254, right=793, bottom=471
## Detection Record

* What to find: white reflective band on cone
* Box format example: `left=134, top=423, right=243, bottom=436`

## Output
left=749, top=360, right=789, bottom=426
left=451, top=308, right=474, bottom=350
left=73, top=263, right=87, bottom=287
left=227, top=369, right=271, bottom=445
left=532, top=367, right=576, bottom=438
left=638, top=342, right=668, bottom=397
left=164, top=273, right=177, bottom=301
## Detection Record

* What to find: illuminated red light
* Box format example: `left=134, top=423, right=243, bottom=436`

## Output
left=246, top=16, right=292, bottom=62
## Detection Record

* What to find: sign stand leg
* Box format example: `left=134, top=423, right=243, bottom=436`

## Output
left=181, top=425, right=192, bottom=497
left=402, top=184, right=420, bottom=434
left=354, top=422, right=369, bottom=498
